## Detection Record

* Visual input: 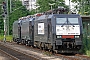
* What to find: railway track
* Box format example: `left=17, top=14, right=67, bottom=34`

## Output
left=0, top=43, right=39, bottom=60
left=0, top=41, right=90, bottom=60
left=53, top=53, right=90, bottom=60
left=0, top=49, right=18, bottom=60
left=41, top=50, right=90, bottom=60
left=75, top=54, right=90, bottom=60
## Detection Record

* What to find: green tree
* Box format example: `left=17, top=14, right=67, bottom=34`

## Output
left=72, top=0, right=90, bottom=15
left=0, top=0, right=30, bottom=35
left=9, top=0, right=30, bottom=35
left=36, top=0, right=68, bottom=13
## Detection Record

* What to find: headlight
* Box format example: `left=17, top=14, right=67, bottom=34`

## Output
left=57, top=36, right=61, bottom=38
left=75, top=36, right=79, bottom=38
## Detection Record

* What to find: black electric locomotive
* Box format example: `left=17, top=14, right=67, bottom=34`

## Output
left=34, top=14, right=83, bottom=53
left=13, top=14, right=83, bottom=53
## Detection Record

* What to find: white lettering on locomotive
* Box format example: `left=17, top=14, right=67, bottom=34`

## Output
left=56, top=25, right=80, bottom=35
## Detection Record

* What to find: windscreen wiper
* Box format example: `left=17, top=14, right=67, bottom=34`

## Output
left=61, top=21, right=67, bottom=27
left=68, top=21, right=75, bottom=27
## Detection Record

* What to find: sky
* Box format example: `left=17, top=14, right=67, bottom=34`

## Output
left=65, top=0, right=70, bottom=5
left=65, top=0, right=74, bottom=8
left=65, top=0, right=77, bottom=13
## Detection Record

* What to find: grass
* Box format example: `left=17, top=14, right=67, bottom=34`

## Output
left=0, top=35, right=13, bottom=42
left=86, top=50, right=90, bottom=56
left=43, top=51, right=52, bottom=56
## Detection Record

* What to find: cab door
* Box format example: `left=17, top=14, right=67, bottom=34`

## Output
left=47, top=19, right=52, bottom=42
left=18, top=23, right=21, bottom=42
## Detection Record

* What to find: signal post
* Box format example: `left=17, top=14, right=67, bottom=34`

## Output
left=2, top=1, right=7, bottom=42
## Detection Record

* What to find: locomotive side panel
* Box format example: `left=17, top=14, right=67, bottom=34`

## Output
left=34, top=15, right=54, bottom=49
left=21, top=20, right=29, bottom=44
left=34, top=19, right=48, bottom=43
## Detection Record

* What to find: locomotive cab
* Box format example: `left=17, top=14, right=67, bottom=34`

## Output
left=54, top=14, right=83, bottom=53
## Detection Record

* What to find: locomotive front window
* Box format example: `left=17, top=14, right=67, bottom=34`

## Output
left=56, top=18, right=67, bottom=24
left=68, top=18, right=78, bottom=24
